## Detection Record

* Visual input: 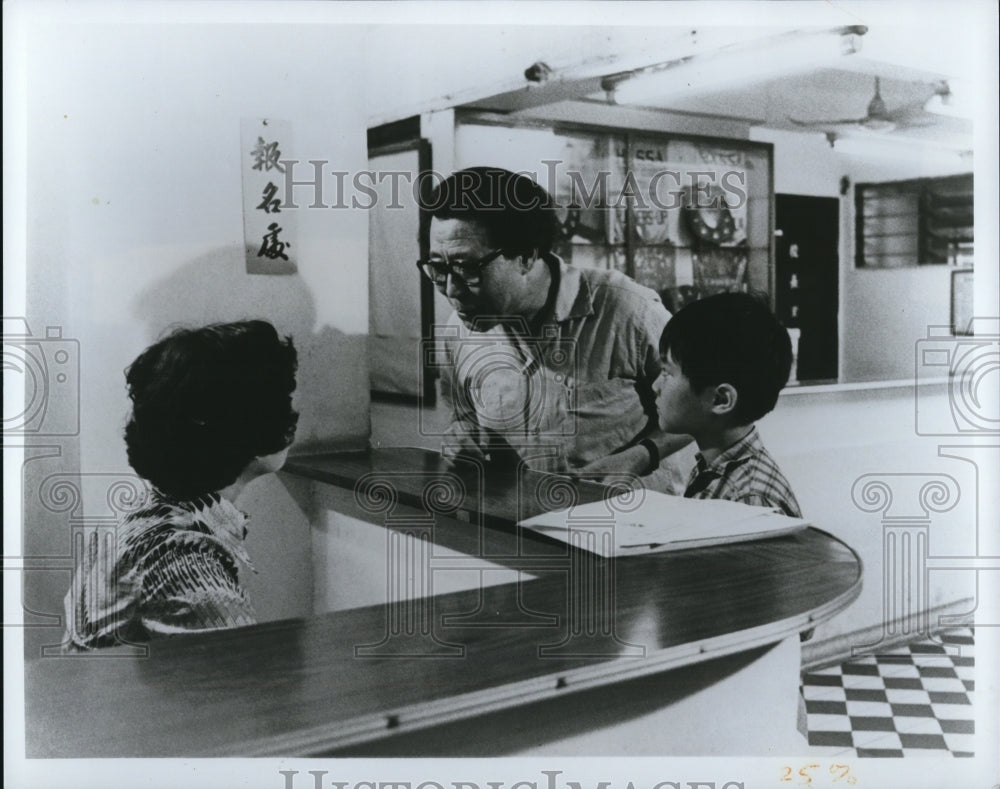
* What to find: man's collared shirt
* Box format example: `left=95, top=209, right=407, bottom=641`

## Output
left=438, top=255, right=669, bottom=475
left=685, top=426, right=802, bottom=517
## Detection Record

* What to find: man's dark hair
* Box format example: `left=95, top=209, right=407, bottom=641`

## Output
left=421, top=167, right=560, bottom=256
left=124, top=320, right=298, bottom=499
left=659, top=291, right=792, bottom=424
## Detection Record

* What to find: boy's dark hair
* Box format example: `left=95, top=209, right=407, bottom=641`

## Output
left=124, top=320, right=298, bottom=499
left=659, top=291, right=792, bottom=424
left=421, top=167, right=560, bottom=257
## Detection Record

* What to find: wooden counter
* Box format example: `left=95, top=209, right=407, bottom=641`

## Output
left=25, top=448, right=862, bottom=757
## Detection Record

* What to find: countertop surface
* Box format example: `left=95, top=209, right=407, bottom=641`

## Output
left=26, top=448, right=862, bottom=757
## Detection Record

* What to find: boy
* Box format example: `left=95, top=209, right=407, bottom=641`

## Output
left=653, top=291, right=802, bottom=517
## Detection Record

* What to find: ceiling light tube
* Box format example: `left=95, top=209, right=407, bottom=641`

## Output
left=833, top=135, right=972, bottom=166
left=608, top=26, right=866, bottom=105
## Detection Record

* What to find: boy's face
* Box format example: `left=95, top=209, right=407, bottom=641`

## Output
left=653, top=350, right=711, bottom=435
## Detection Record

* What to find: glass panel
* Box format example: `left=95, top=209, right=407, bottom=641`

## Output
left=608, top=245, right=628, bottom=274
left=633, top=207, right=672, bottom=245
left=624, top=135, right=761, bottom=251
left=453, top=122, right=773, bottom=306
left=692, top=247, right=750, bottom=296
left=605, top=138, right=629, bottom=245
left=746, top=247, right=771, bottom=296
left=633, top=246, right=676, bottom=293
left=551, top=133, right=619, bottom=247
left=555, top=242, right=626, bottom=272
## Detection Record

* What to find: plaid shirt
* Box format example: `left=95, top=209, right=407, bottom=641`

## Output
left=62, top=491, right=257, bottom=650
left=685, top=426, right=802, bottom=517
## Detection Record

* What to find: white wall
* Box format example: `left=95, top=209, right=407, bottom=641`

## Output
left=23, top=22, right=371, bottom=630
left=759, top=384, right=982, bottom=659
left=752, top=127, right=972, bottom=382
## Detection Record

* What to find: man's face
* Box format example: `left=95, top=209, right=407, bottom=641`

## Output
left=652, top=350, right=709, bottom=435
left=428, top=218, right=526, bottom=330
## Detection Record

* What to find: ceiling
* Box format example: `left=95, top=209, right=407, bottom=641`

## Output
left=459, top=26, right=976, bottom=154
left=607, top=65, right=972, bottom=149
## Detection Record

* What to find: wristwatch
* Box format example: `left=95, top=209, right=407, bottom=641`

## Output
left=638, top=437, right=660, bottom=476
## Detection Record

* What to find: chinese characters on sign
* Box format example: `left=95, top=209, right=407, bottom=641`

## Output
left=251, top=137, right=284, bottom=173
left=258, top=222, right=291, bottom=261
left=241, top=119, right=297, bottom=274
left=256, top=182, right=281, bottom=214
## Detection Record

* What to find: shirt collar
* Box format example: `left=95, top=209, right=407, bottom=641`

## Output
left=198, top=494, right=255, bottom=570
left=547, top=253, right=595, bottom=323
left=199, top=493, right=250, bottom=536
left=152, top=489, right=254, bottom=568
left=693, top=426, right=762, bottom=475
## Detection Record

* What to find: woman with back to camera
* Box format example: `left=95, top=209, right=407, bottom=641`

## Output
left=62, top=320, right=298, bottom=650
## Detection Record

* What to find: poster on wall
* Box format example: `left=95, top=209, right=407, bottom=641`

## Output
left=628, top=164, right=749, bottom=249
left=240, top=118, right=297, bottom=274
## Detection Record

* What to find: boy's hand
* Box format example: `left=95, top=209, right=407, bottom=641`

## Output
left=573, top=431, right=694, bottom=485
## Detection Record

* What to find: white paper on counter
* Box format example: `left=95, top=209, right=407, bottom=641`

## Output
left=519, top=489, right=809, bottom=557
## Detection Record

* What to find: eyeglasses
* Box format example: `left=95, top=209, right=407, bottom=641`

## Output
left=416, top=248, right=504, bottom=288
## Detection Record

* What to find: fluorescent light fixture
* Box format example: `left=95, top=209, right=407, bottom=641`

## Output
left=833, top=135, right=972, bottom=166
left=925, top=80, right=974, bottom=119
left=608, top=26, right=865, bottom=105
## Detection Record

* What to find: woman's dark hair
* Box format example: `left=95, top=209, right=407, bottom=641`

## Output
left=659, top=291, right=792, bottom=424
left=124, top=320, right=298, bottom=499
left=421, top=167, right=560, bottom=257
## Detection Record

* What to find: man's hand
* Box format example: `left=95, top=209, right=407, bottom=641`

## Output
left=440, top=419, right=487, bottom=465
left=648, top=429, right=695, bottom=461
left=572, top=443, right=650, bottom=485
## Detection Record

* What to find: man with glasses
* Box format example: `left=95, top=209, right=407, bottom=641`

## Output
left=420, top=167, right=693, bottom=488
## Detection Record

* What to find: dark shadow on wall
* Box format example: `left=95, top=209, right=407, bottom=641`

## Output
left=131, top=244, right=370, bottom=451
left=130, top=244, right=371, bottom=622
left=21, top=245, right=370, bottom=654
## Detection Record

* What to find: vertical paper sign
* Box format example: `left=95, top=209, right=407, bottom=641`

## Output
left=241, top=118, right=297, bottom=274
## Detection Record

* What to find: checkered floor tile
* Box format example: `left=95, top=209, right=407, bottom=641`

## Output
left=801, top=628, right=975, bottom=758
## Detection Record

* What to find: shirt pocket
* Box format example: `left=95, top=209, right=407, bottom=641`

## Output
left=469, top=367, right=532, bottom=433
